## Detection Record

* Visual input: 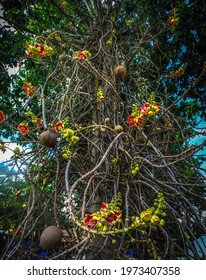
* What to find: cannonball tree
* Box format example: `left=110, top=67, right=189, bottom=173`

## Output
left=0, top=0, right=205, bottom=260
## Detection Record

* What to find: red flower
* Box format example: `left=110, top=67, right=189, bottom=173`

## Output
left=18, top=124, right=29, bottom=135
left=126, top=116, right=136, bottom=127
left=0, top=111, right=6, bottom=123
left=26, top=43, right=52, bottom=57
left=35, top=118, right=43, bottom=125
left=83, top=214, right=97, bottom=228
left=25, top=44, right=33, bottom=57
left=78, top=51, right=87, bottom=60
left=35, top=43, right=47, bottom=57
left=106, top=211, right=122, bottom=225
left=168, top=17, right=174, bottom=27
left=101, top=202, right=108, bottom=209
left=54, top=121, right=63, bottom=133
left=126, top=115, right=144, bottom=128
left=23, top=83, right=35, bottom=97
left=175, top=69, right=184, bottom=77
left=78, top=51, right=87, bottom=64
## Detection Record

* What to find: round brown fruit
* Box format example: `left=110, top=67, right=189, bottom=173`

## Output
left=40, top=226, right=62, bottom=251
left=58, top=53, right=67, bottom=62
left=114, top=125, right=124, bottom=134
left=39, top=131, right=58, bottom=147
left=114, top=65, right=126, bottom=79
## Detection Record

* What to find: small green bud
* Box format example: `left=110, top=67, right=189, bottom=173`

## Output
left=159, top=219, right=165, bottom=226
left=71, top=135, right=80, bottom=144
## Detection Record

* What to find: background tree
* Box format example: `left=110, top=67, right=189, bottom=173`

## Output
left=0, top=0, right=205, bottom=260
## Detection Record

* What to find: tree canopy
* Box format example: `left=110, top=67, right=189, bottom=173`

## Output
left=0, top=0, right=205, bottom=260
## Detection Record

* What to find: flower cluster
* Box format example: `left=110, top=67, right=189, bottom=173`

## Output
left=170, top=66, right=185, bottom=78
left=140, top=193, right=166, bottom=227
left=26, top=43, right=54, bottom=57
left=72, top=50, right=91, bottom=64
left=83, top=192, right=122, bottom=231
left=17, top=123, right=29, bottom=136
left=62, top=145, right=72, bottom=159
left=123, top=193, right=166, bottom=233
left=23, top=82, right=36, bottom=97
left=96, top=86, right=105, bottom=102
left=17, top=110, right=43, bottom=136
left=26, top=110, right=43, bottom=125
left=168, top=10, right=179, bottom=32
left=54, top=120, right=79, bottom=159
left=130, top=161, right=140, bottom=176
left=126, top=99, right=159, bottom=128
left=0, top=110, right=6, bottom=123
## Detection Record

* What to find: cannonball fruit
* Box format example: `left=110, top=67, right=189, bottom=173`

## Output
left=40, top=226, right=62, bottom=251
left=58, top=53, right=67, bottom=62
left=114, top=65, right=126, bottom=79
left=39, top=131, right=58, bottom=147
left=114, top=125, right=124, bottom=134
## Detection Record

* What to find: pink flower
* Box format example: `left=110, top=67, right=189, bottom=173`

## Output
left=139, top=102, right=149, bottom=115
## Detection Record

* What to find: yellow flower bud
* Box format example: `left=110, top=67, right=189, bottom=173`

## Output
left=151, top=215, right=160, bottom=226
left=140, top=207, right=154, bottom=222
left=64, top=128, right=74, bottom=138
left=102, top=225, right=107, bottom=232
